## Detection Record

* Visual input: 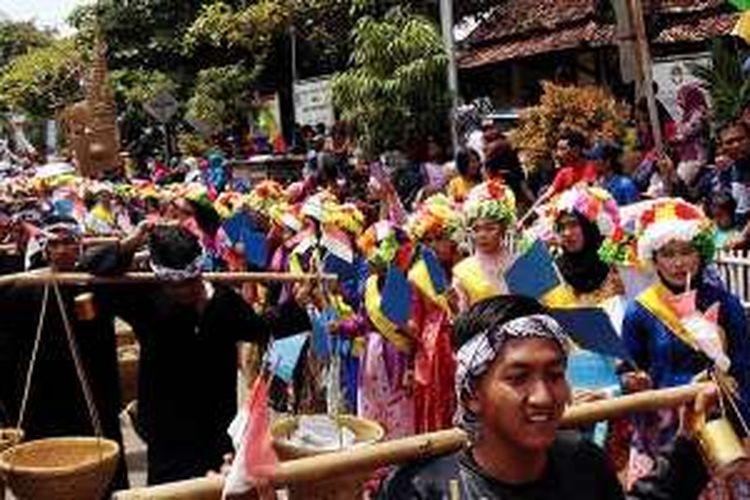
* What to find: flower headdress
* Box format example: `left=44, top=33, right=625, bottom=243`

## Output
left=407, top=193, right=465, bottom=243
left=553, top=186, right=620, bottom=238
left=323, top=201, right=365, bottom=236
left=634, top=198, right=715, bottom=266
left=357, top=220, right=414, bottom=270
left=464, top=180, right=516, bottom=226
left=603, top=198, right=715, bottom=267
left=247, top=180, right=286, bottom=215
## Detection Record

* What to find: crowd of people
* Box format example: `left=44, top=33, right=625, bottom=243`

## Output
left=0, top=82, right=748, bottom=499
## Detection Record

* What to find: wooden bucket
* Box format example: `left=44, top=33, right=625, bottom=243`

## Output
left=271, top=415, right=384, bottom=500
left=0, top=437, right=119, bottom=500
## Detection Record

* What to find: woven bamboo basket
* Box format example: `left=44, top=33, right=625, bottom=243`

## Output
left=0, top=429, right=23, bottom=453
left=0, top=437, right=119, bottom=500
left=271, top=414, right=384, bottom=500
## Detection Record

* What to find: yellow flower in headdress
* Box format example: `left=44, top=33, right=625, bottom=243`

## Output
left=138, top=184, right=160, bottom=201
left=214, top=191, right=243, bottom=219
left=323, top=201, right=365, bottom=236
left=44, top=173, right=79, bottom=191
left=464, top=180, right=516, bottom=226
left=408, top=193, right=464, bottom=243
left=247, top=180, right=286, bottom=215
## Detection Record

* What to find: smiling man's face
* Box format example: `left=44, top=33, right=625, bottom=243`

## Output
left=471, top=337, right=569, bottom=452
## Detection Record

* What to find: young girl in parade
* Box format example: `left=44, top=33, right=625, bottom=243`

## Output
left=406, top=194, right=463, bottom=432
left=452, top=179, right=516, bottom=311
left=620, top=198, right=750, bottom=484
left=447, top=147, right=482, bottom=203
left=356, top=221, right=417, bottom=439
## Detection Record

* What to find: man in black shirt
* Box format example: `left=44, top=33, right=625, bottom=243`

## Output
left=87, top=224, right=310, bottom=485
left=379, top=296, right=710, bottom=499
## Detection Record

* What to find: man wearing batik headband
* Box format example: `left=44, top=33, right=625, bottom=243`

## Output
left=0, top=213, right=129, bottom=491
left=84, top=224, right=311, bottom=485
left=355, top=221, right=417, bottom=441
left=406, top=194, right=462, bottom=432
left=379, top=295, right=712, bottom=499
left=35, top=214, right=84, bottom=271
left=621, top=199, right=750, bottom=478
left=452, top=179, right=515, bottom=311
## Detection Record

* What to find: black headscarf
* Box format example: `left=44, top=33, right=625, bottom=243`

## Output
left=556, top=211, right=611, bottom=294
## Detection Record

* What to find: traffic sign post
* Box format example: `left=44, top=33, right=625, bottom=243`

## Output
left=143, top=91, right=178, bottom=162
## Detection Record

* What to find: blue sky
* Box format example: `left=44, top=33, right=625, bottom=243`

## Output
left=0, top=0, right=89, bottom=33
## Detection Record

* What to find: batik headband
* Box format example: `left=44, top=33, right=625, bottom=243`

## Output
left=454, top=314, right=568, bottom=439
left=149, top=251, right=205, bottom=282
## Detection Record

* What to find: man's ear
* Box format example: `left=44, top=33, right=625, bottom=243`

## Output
left=467, top=394, right=481, bottom=415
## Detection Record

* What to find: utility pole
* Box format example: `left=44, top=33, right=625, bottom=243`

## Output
left=440, top=0, right=459, bottom=153
left=629, top=0, right=663, bottom=153
left=290, top=25, right=299, bottom=85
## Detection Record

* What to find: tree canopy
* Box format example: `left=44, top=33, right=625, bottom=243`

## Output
left=0, top=0, right=494, bottom=152
left=0, top=38, right=84, bottom=118
left=332, top=7, right=450, bottom=156
left=0, top=20, right=54, bottom=70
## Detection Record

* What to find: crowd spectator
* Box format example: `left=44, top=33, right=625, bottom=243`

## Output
left=448, top=147, right=482, bottom=202
left=710, top=191, right=741, bottom=249
left=589, top=141, right=639, bottom=205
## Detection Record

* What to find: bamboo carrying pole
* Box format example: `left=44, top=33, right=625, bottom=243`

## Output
left=0, top=270, right=337, bottom=287
left=0, top=237, right=120, bottom=254
left=113, top=383, right=714, bottom=500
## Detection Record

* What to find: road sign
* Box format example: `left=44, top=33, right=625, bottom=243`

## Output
left=144, top=90, right=178, bottom=123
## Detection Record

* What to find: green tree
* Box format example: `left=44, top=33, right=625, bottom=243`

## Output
left=0, top=20, right=54, bottom=70
left=185, top=63, right=260, bottom=133
left=691, top=38, right=750, bottom=131
left=0, top=38, right=84, bottom=118
left=332, top=7, right=449, bottom=156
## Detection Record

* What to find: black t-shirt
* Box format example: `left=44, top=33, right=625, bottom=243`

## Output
left=378, top=433, right=707, bottom=500
left=379, top=433, right=622, bottom=500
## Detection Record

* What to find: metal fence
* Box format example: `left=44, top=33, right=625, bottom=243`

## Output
left=716, top=250, right=750, bottom=308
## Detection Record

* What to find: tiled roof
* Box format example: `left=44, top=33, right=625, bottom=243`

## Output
left=653, top=11, right=738, bottom=43
left=460, top=0, right=737, bottom=69
left=655, top=0, right=726, bottom=13
left=465, top=0, right=599, bottom=45
left=460, top=21, right=615, bottom=68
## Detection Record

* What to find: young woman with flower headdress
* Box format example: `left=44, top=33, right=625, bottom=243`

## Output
left=406, top=194, right=463, bottom=432
left=452, top=179, right=516, bottom=312
left=543, top=186, right=626, bottom=308
left=355, top=221, right=417, bottom=440
left=619, top=198, right=750, bottom=486
left=540, top=186, right=633, bottom=478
